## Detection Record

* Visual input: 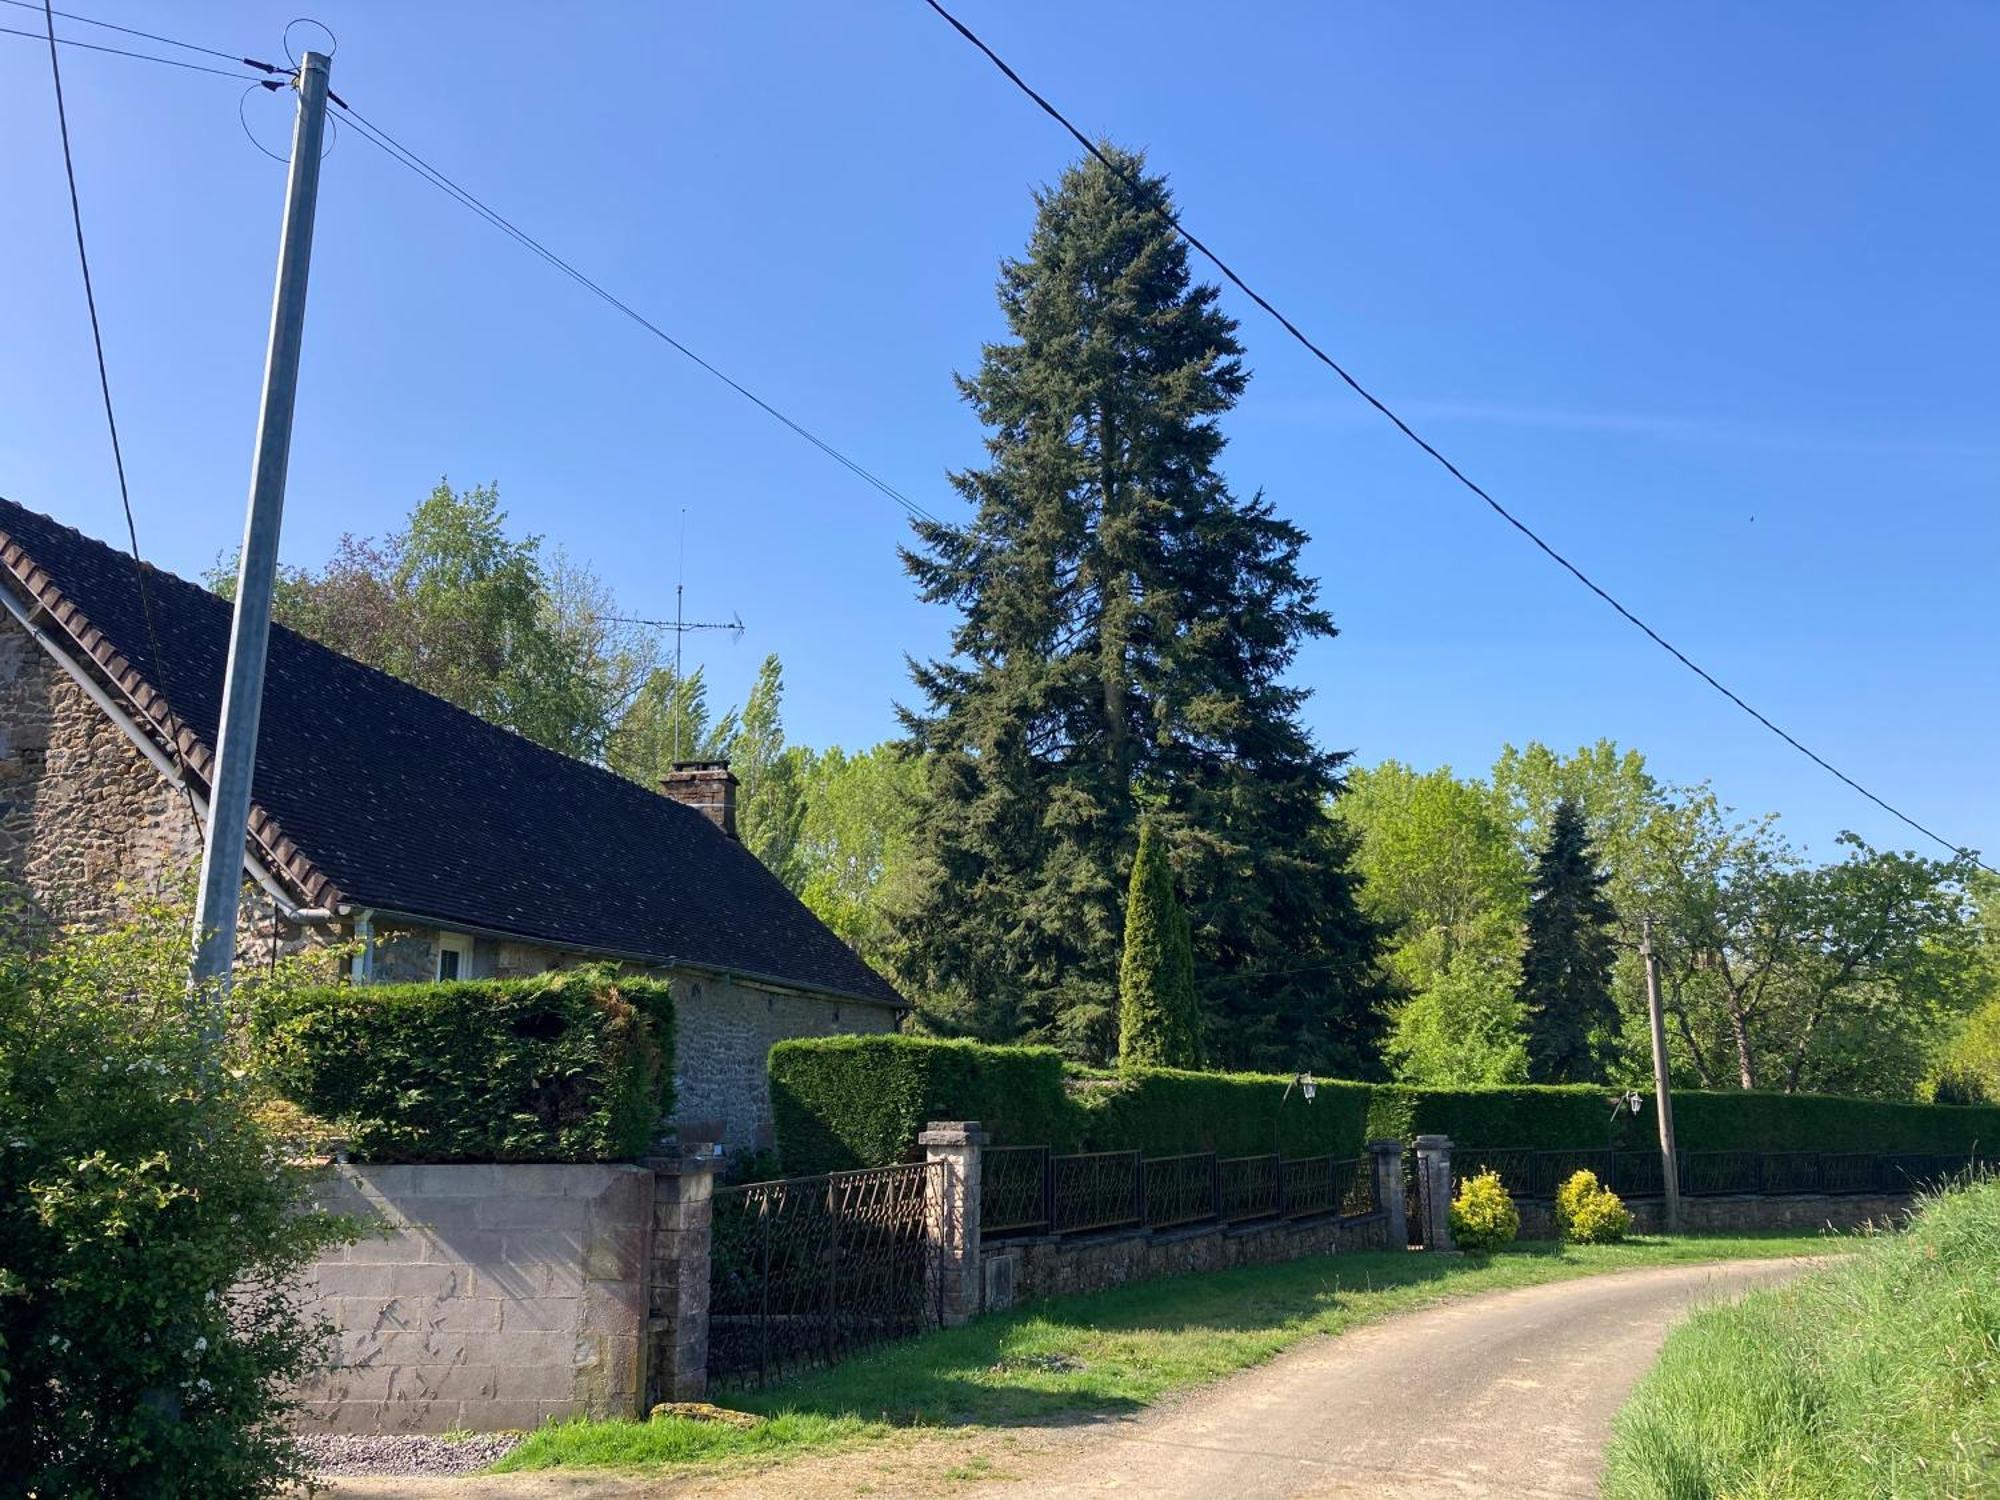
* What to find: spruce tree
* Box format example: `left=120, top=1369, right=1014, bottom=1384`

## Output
left=1118, top=822, right=1202, bottom=1071
left=894, top=148, right=1383, bottom=1071
left=1518, top=799, right=1621, bottom=1082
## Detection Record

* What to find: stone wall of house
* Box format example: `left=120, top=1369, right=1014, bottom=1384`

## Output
left=293, top=1163, right=654, bottom=1433
left=989, top=1210, right=1394, bottom=1307
left=0, top=613, right=313, bottom=965
left=673, top=973, right=898, bottom=1152
left=1512, top=1190, right=1915, bottom=1240
left=0, top=612, right=202, bottom=927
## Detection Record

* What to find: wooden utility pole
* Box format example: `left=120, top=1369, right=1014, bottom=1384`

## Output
left=1641, top=914, right=1683, bottom=1232
left=190, top=51, right=333, bottom=1009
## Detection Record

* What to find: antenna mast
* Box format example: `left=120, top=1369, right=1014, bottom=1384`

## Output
left=608, top=509, right=742, bottom=766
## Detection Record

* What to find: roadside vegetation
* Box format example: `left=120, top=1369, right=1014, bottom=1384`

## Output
left=1604, top=1178, right=2000, bottom=1499
left=497, top=1232, right=1835, bottom=1475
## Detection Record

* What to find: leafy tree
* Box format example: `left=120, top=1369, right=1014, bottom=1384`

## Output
left=1335, top=761, right=1529, bottom=1083
left=1117, top=822, right=1202, bottom=1070
left=1931, top=875, right=2000, bottom=1103
left=0, top=889, right=353, bottom=1496
left=216, top=482, right=655, bottom=761
left=792, top=743, right=923, bottom=972
left=1518, top=799, right=1621, bottom=1082
left=895, top=148, right=1382, bottom=1071
left=608, top=663, right=732, bottom=785
left=731, top=657, right=806, bottom=887
left=1638, top=800, right=1982, bottom=1097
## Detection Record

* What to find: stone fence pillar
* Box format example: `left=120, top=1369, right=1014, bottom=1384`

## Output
left=647, top=1142, right=723, bottom=1404
left=1414, top=1134, right=1455, bottom=1253
left=920, top=1120, right=986, bottom=1327
left=1368, top=1139, right=1407, bottom=1247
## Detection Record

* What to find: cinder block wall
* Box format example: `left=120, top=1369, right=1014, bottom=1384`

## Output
left=293, top=1164, right=653, bottom=1433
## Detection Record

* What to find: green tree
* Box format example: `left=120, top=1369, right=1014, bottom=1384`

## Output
left=1334, top=760, right=1530, bottom=1084
left=1117, top=822, right=1202, bottom=1070
left=1931, top=874, right=2000, bottom=1103
left=0, top=889, right=353, bottom=1496
left=895, top=148, right=1382, bottom=1070
left=731, top=657, right=806, bottom=887
left=792, top=744, right=924, bottom=973
left=1519, top=799, right=1621, bottom=1082
left=217, top=482, right=655, bottom=761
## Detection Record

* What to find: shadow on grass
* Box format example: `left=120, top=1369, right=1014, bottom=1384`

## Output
left=722, top=1246, right=1484, bottom=1431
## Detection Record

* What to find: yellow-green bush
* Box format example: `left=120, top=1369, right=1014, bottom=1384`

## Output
left=1449, top=1168, right=1520, bottom=1254
left=1555, top=1168, right=1632, bottom=1244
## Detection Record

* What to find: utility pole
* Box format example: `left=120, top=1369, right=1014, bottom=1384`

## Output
left=1641, top=914, right=1683, bottom=1233
left=190, top=51, right=333, bottom=1008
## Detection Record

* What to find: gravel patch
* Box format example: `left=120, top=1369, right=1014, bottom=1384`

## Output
left=301, top=1432, right=522, bottom=1477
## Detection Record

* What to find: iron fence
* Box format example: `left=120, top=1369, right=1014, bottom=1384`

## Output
left=708, top=1161, right=941, bottom=1389
left=984, top=1148, right=1381, bottom=1242
left=1448, top=1146, right=1992, bottom=1201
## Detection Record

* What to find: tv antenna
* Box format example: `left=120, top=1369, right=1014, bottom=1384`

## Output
left=607, top=510, right=744, bottom=761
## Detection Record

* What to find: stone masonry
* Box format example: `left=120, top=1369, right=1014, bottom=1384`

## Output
left=294, top=1164, right=654, bottom=1433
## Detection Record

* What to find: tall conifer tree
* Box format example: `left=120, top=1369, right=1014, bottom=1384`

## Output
left=894, top=148, right=1383, bottom=1071
left=1118, top=822, right=1202, bottom=1071
left=1518, top=798, right=1620, bottom=1082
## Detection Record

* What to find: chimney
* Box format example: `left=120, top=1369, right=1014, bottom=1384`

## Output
left=661, top=760, right=739, bottom=838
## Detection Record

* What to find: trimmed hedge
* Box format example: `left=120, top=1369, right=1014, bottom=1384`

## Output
left=1367, top=1084, right=2000, bottom=1157
left=262, top=967, right=674, bottom=1163
left=768, top=1034, right=1078, bottom=1176
left=1075, top=1067, right=1373, bottom=1160
left=773, top=1038, right=2000, bottom=1176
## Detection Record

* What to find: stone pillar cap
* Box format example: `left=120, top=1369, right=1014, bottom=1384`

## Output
left=646, top=1142, right=725, bottom=1174
left=1366, top=1138, right=1405, bottom=1153
left=919, top=1121, right=988, bottom=1147
left=1412, top=1134, right=1455, bottom=1149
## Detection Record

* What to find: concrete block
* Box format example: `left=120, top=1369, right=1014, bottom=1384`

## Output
left=499, top=1295, right=583, bottom=1332
left=476, top=1194, right=588, bottom=1230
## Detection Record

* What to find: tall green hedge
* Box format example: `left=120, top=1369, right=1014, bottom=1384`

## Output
left=1076, top=1067, right=1373, bottom=1159
left=768, top=1034, right=1078, bottom=1175
left=261, top=967, right=674, bottom=1162
left=772, top=1038, right=2000, bottom=1175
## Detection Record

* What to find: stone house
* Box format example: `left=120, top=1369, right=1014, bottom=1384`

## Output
left=0, top=496, right=902, bottom=1150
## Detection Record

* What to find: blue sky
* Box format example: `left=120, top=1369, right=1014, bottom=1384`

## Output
left=3, top=2, right=1995, bottom=863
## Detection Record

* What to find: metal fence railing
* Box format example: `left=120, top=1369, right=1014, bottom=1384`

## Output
left=982, top=1147, right=1380, bottom=1243
left=708, top=1160, right=941, bottom=1389
left=1447, top=1146, right=1992, bottom=1202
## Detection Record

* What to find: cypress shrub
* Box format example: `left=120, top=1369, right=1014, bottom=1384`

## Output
left=1117, top=822, right=1203, bottom=1071
left=262, top=966, right=674, bottom=1162
left=769, top=1034, right=1078, bottom=1175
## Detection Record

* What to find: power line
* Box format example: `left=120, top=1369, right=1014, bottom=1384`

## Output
left=35, top=0, right=201, bottom=833
left=0, top=0, right=279, bottom=71
left=325, top=97, right=942, bottom=527
left=919, top=0, right=1991, bottom=873
left=0, top=20, right=270, bottom=80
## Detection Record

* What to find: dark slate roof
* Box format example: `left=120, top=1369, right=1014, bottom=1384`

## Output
left=0, top=496, right=902, bottom=1007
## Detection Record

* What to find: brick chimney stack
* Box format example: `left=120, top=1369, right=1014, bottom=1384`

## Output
left=660, top=760, right=739, bottom=838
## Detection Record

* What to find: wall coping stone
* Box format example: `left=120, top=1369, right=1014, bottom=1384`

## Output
left=918, top=1121, right=988, bottom=1148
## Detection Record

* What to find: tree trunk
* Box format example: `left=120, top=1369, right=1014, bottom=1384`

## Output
left=1729, top=1010, right=1757, bottom=1090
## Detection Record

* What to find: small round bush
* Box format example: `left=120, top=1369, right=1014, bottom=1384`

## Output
left=1449, top=1168, right=1520, bottom=1255
left=1555, top=1168, right=1633, bottom=1244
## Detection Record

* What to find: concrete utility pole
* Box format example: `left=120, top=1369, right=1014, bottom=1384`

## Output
left=1641, top=914, right=1683, bottom=1232
left=190, top=51, right=333, bottom=1005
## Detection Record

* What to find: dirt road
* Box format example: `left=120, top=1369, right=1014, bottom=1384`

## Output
left=321, top=1258, right=1813, bottom=1500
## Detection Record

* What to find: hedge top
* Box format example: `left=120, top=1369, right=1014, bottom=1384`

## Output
left=770, top=1033, right=2000, bottom=1176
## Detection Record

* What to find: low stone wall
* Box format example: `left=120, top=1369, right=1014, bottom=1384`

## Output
left=292, top=1164, right=653, bottom=1433
left=1512, top=1190, right=1916, bottom=1241
left=988, top=1212, right=1393, bottom=1306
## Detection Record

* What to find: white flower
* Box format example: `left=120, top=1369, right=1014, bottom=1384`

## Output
left=191, top=1336, right=207, bottom=1354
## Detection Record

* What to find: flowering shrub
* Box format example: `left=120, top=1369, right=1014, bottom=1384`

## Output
left=0, top=892, right=355, bottom=1497
left=1448, top=1168, right=1520, bottom=1255
left=1555, top=1168, right=1633, bottom=1244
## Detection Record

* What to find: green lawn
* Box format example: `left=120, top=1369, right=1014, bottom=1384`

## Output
left=497, top=1230, right=1840, bottom=1475
left=1604, top=1182, right=2000, bottom=1499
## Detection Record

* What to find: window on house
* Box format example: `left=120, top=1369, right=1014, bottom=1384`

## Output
left=436, top=933, right=472, bottom=981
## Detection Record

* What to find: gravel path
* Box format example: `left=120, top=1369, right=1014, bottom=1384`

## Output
left=302, top=1432, right=523, bottom=1478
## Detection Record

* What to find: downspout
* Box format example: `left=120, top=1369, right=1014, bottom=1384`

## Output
left=352, top=908, right=376, bottom=981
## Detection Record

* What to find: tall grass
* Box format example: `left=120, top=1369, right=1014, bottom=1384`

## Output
left=1604, top=1178, right=2000, bottom=1498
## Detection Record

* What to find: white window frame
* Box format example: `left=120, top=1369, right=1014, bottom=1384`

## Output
left=436, top=932, right=474, bottom=982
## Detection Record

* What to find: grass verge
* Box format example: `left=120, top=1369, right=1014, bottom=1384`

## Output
left=496, top=1230, right=1838, bottom=1475
left=1604, top=1180, right=2000, bottom=1499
